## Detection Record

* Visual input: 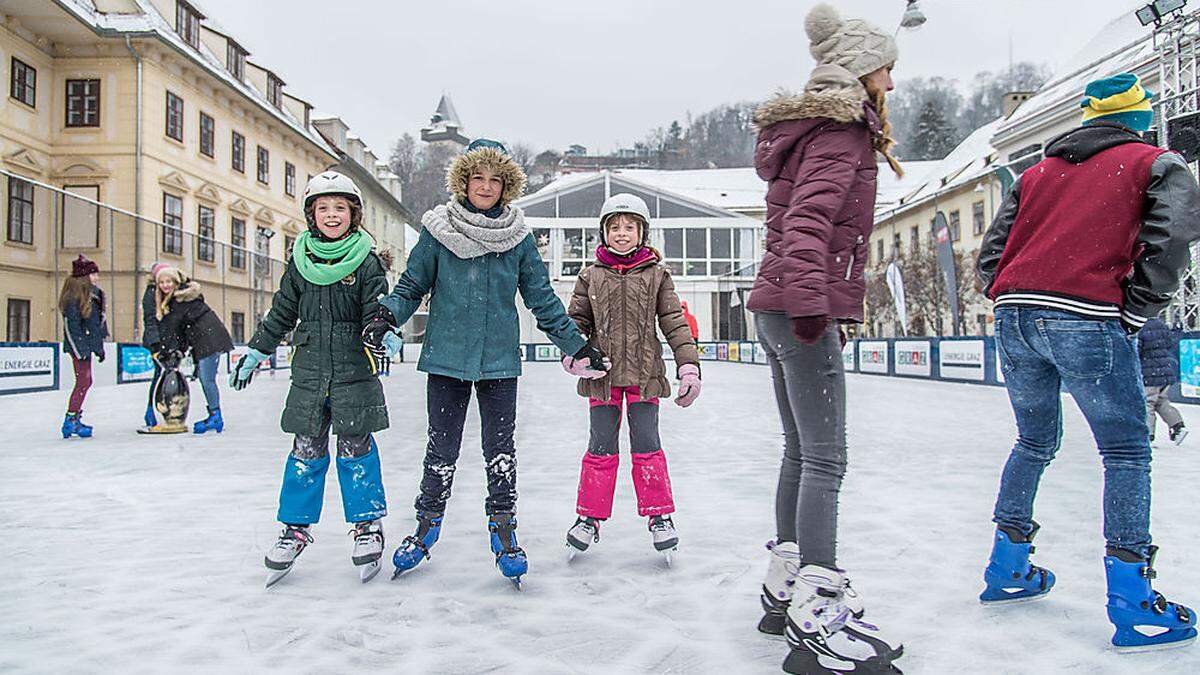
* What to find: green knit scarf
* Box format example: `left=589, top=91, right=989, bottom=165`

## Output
left=292, top=229, right=374, bottom=285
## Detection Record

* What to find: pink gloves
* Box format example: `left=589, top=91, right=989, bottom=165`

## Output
left=562, top=355, right=609, bottom=379
left=674, top=364, right=701, bottom=407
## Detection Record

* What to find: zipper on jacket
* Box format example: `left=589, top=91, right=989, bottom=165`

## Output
left=844, top=235, right=864, bottom=281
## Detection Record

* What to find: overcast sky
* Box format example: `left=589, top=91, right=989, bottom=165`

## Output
left=197, top=0, right=1149, bottom=158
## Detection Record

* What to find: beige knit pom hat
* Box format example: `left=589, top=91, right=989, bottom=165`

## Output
left=806, top=3, right=898, bottom=78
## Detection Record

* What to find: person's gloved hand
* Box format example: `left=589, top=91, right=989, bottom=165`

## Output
left=155, top=349, right=183, bottom=370
left=674, top=364, right=701, bottom=407
left=364, top=332, right=404, bottom=374
left=95, top=349, right=106, bottom=363
left=791, top=316, right=830, bottom=345
left=562, top=344, right=610, bottom=379
left=362, top=306, right=399, bottom=357
left=229, top=348, right=270, bottom=390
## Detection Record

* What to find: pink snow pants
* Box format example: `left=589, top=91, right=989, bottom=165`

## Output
left=576, top=386, right=675, bottom=519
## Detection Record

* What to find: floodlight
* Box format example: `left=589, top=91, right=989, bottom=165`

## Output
left=1136, top=0, right=1188, bottom=26
left=900, top=1, right=926, bottom=30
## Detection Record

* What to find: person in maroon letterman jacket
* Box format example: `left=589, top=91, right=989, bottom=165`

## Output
left=975, top=73, right=1200, bottom=651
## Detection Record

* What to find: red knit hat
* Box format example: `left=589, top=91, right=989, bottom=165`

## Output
left=71, top=255, right=99, bottom=277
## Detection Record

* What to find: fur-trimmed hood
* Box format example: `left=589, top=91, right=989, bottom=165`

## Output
left=753, top=85, right=881, bottom=184
left=754, top=87, right=865, bottom=130
left=156, top=277, right=202, bottom=320
left=445, top=146, right=527, bottom=206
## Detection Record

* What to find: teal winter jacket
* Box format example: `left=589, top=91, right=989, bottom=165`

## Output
left=381, top=228, right=586, bottom=381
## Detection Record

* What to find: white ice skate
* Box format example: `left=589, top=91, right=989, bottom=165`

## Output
left=264, top=525, right=313, bottom=588
left=782, top=565, right=902, bottom=674
left=649, top=515, right=678, bottom=566
left=351, top=520, right=384, bottom=583
left=566, top=517, right=600, bottom=561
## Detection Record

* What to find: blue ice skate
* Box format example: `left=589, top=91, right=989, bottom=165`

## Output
left=1105, top=546, right=1196, bottom=652
left=391, top=511, right=442, bottom=578
left=143, top=403, right=157, bottom=428
left=192, top=407, right=224, bottom=434
left=980, top=523, right=1055, bottom=604
left=61, top=412, right=93, bottom=439
left=489, top=512, right=527, bottom=589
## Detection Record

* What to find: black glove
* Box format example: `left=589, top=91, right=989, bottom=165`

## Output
left=362, top=306, right=398, bottom=359
left=572, top=343, right=609, bottom=372
left=157, top=349, right=182, bottom=370
left=96, top=350, right=106, bottom=363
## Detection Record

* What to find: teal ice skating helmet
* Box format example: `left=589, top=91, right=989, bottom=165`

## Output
left=599, top=193, right=652, bottom=249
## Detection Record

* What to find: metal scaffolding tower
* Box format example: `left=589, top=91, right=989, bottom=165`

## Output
left=1153, top=7, right=1200, bottom=329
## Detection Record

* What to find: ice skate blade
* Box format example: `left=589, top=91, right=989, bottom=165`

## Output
left=1112, top=633, right=1197, bottom=654
left=265, top=567, right=292, bottom=588
left=359, top=560, right=381, bottom=584
left=660, top=548, right=677, bottom=567
left=137, top=424, right=187, bottom=435
left=979, top=591, right=1051, bottom=606
left=509, top=576, right=523, bottom=590
left=1173, top=429, right=1189, bottom=446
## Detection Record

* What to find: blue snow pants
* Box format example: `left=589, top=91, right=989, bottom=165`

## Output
left=277, top=399, right=386, bottom=525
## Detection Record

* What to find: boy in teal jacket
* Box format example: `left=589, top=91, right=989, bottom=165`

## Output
left=364, top=139, right=606, bottom=585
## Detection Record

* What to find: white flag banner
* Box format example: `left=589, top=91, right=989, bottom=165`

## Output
left=885, top=261, right=908, bottom=336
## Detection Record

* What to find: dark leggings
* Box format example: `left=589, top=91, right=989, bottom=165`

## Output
left=68, top=356, right=93, bottom=413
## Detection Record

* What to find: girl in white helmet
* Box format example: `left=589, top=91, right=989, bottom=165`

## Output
left=229, top=171, right=393, bottom=586
left=563, top=193, right=702, bottom=563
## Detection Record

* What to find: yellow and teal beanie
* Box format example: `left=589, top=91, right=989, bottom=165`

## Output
left=1080, top=73, right=1154, bottom=132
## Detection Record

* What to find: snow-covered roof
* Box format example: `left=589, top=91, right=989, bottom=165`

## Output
left=51, top=0, right=337, bottom=160
left=994, top=4, right=1156, bottom=143
left=875, top=118, right=1005, bottom=222
left=875, top=160, right=938, bottom=211
left=432, top=94, right=462, bottom=127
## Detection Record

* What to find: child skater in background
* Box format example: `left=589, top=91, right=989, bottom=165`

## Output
left=59, top=255, right=108, bottom=438
left=563, top=194, right=701, bottom=563
left=229, top=171, right=392, bottom=586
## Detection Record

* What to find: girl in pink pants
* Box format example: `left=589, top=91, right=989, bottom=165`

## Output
left=562, top=193, right=702, bottom=558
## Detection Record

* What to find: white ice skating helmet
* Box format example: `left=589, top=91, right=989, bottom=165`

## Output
left=303, top=171, right=363, bottom=211
left=599, top=193, right=652, bottom=246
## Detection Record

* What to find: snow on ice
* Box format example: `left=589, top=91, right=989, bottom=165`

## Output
left=1, top=362, right=1198, bottom=672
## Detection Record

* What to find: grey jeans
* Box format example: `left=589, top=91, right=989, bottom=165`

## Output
left=1145, top=385, right=1184, bottom=437
left=755, top=312, right=847, bottom=568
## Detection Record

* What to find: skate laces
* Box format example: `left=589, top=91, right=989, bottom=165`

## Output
left=574, top=517, right=600, bottom=543
left=275, top=526, right=312, bottom=551
left=649, top=515, right=674, bottom=534
left=350, top=521, right=382, bottom=544
left=490, top=517, right=524, bottom=555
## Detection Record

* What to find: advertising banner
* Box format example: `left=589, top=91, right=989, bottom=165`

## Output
left=726, top=343, right=738, bottom=362
left=534, top=344, right=562, bottom=362
left=894, top=340, right=932, bottom=377
left=117, top=344, right=155, bottom=384
left=1181, top=339, right=1200, bottom=399
left=858, top=341, right=888, bottom=374
left=842, top=341, right=855, bottom=372
left=698, top=343, right=717, bottom=361
left=274, top=345, right=293, bottom=370
left=739, top=342, right=755, bottom=363
left=0, top=343, right=58, bottom=394
left=940, top=340, right=986, bottom=381
left=755, top=344, right=768, bottom=364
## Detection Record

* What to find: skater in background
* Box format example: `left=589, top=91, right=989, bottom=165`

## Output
left=563, top=193, right=701, bottom=561
left=1138, top=316, right=1188, bottom=445
left=230, top=171, right=392, bottom=585
left=140, top=261, right=169, bottom=429
left=153, top=266, right=233, bottom=434
left=363, top=139, right=607, bottom=586
left=680, top=300, right=700, bottom=342
left=59, top=255, right=107, bottom=439
left=746, top=4, right=905, bottom=672
left=976, top=73, right=1200, bottom=650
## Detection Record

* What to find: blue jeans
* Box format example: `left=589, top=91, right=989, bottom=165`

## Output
left=992, top=307, right=1152, bottom=556
left=196, top=353, right=221, bottom=411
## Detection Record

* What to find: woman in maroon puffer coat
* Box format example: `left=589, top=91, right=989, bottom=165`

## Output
left=747, top=4, right=907, bottom=673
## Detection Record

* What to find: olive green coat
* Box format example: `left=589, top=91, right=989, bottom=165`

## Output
left=249, top=252, right=389, bottom=436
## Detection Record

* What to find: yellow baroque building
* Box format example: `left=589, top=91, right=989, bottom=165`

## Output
left=2, top=0, right=403, bottom=345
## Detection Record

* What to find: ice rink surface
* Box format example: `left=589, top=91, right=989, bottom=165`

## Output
left=2, top=361, right=1198, bottom=674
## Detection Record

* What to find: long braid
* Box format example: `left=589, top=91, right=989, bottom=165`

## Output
left=866, top=84, right=903, bottom=178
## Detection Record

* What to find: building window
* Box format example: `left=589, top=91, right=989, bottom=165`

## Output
left=949, top=210, right=961, bottom=242
left=560, top=227, right=598, bottom=276
left=197, top=205, right=215, bottom=262
left=909, top=225, right=920, bottom=254
left=973, top=200, right=986, bottom=236
left=230, top=217, right=246, bottom=270
left=663, top=229, right=683, bottom=276
left=267, top=75, right=282, bottom=108
left=176, top=0, right=202, bottom=48
left=875, top=238, right=884, bottom=264
left=162, top=193, right=184, bottom=255
left=10, top=57, right=35, bottom=107
left=231, top=131, right=245, bottom=173
left=284, top=234, right=295, bottom=261
left=165, top=91, right=184, bottom=141
left=7, top=176, right=34, bottom=244
left=65, top=79, right=100, bottom=127
left=226, top=43, right=246, bottom=81
left=256, top=145, right=269, bottom=184
left=230, top=311, right=246, bottom=343
left=684, top=228, right=707, bottom=276
left=284, top=162, right=296, bottom=197
left=6, top=299, right=30, bottom=342
left=199, top=112, right=214, bottom=157
left=255, top=226, right=271, bottom=276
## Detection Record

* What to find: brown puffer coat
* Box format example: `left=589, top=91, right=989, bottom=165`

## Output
left=568, top=248, right=700, bottom=400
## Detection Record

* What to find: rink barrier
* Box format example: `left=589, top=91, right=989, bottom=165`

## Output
left=521, top=332, right=1200, bottom=405
left=0, top=342, right=60, bottom=395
